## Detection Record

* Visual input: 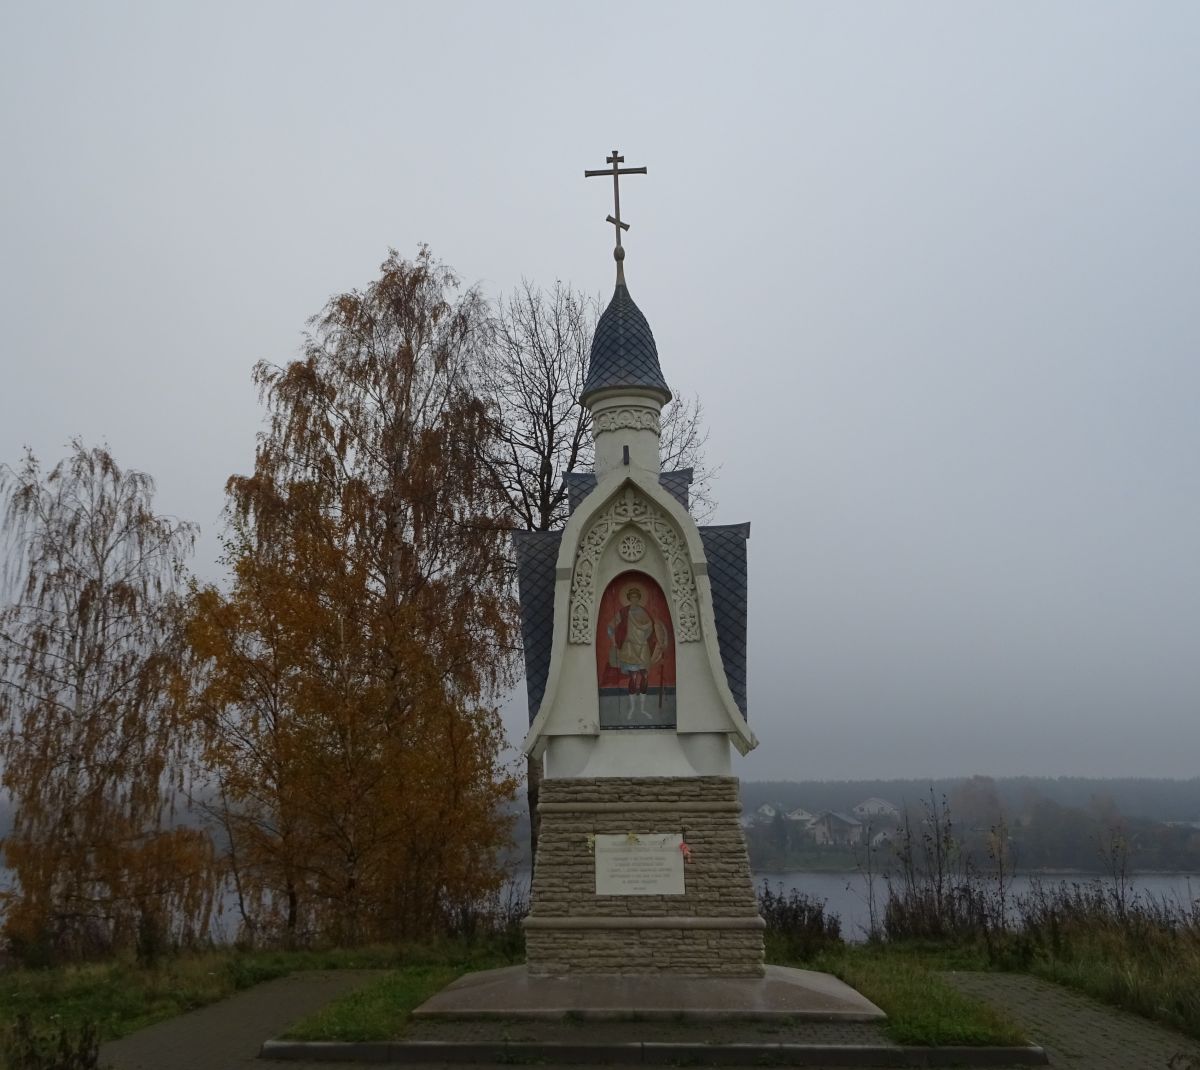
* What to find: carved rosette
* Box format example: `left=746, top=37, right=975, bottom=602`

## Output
left=618, top=532, right=646, bottom=561
left=592, top=407, right=662, bottom=435
left=568, top=487, right=700, bottom=644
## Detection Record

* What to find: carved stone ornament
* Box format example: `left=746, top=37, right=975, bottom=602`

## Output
left=592, top=407, right=661, bottom=435
left=569, top=487, right=699, bottom=644
left=617, top=531, right=646, bottom=562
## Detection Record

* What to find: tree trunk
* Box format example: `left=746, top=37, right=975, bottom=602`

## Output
left=286, top=881, right=298, bottom=944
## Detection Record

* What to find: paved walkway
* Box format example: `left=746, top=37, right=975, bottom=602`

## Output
left=946, top=971, right=1200, bottom=1070
left=99, top=970, right=382, bottom=1070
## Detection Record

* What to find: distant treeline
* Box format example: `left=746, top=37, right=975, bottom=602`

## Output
left=740, top=777, right=1200, bottom=824
left=741, top=776, right=1200, bottom=874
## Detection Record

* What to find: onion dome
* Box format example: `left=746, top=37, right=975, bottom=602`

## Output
left=580, top=280, right=672, bottom=408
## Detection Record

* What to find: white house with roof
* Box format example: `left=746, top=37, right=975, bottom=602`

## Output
left=810, top=811, right=863, bottom=847
left=852, top=797, right=900, bottom=820
left=740, top=802, right=780, bottom=828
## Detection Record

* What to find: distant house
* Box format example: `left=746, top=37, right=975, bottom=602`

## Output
left=870, top=829, right=895, bottom=849
left=810, top=811, right=862, bottom=847
left=785, top=807, right=815, bottom=823
left=852, top=797, right=900, bottom=821
left=739, top=801, right=777, bottom=825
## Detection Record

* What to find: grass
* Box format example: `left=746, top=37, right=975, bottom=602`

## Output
left=30, top=907, right=1191, bottom=1055
left=1018, top=918, right=1200, bottom=1041
left=280, top=940, right=520, bottom=1041
left=280, top=965, right=463, bottom=1041
left=872, top=874, right=1200, bottom=1043
left=0, top=939, right=514, bottom=1047
left=990, top=880, right=1200, bottom=1041
left=803, top=944, right=1028, bottom=1048
left=758, top=884, right=1026, bottom=1048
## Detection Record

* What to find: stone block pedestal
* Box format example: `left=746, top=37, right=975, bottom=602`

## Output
left=524, top=775, right=765, bottom=977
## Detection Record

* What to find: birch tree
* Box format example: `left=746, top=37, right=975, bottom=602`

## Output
left=185, top=247, right=519, bottom=943
left=0, top=442, right=215, bottom=961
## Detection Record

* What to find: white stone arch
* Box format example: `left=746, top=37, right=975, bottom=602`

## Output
left=523, top=470, right=757, bottom=760
left=567, top=485, right=699, bottom=645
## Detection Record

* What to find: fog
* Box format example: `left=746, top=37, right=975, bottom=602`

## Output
left=2, top=2, right=1197, bottom=779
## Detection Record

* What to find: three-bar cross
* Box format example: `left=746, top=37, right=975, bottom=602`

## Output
left=584, top=149, right=647, bottom=256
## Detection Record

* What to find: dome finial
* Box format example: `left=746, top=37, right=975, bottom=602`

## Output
left=584, top=148, right=646, bottom=283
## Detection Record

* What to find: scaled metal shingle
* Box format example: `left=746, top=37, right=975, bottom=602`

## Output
left=700, top=523, right=751, bottom=719
left=580, top=283, right=672, bottom=406
left=513, top=530, right=562, bottom=721
left=564, top=468, right=692, bottom=514
left=658, top=468, right=694, bottom=510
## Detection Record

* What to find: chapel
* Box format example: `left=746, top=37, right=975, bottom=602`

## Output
left=511, top=152, right=763, bottom=975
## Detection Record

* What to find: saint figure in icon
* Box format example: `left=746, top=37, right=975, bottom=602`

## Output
left=607, top=581, right=670, bottom=721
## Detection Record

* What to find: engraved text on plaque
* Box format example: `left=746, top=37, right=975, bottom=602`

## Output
left=594, top=833, right=685, bottom=895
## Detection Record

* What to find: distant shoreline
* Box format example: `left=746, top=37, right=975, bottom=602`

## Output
left=757, top=867, right=1200, bottom=878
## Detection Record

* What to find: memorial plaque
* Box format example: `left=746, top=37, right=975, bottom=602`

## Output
left=594, top=833, right=685, bottom=895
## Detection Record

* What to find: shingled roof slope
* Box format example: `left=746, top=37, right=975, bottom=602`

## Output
left=563, top=468, right=693, bottom=514
left=699, top=523, right=750, bottom=718
left=513, top=530, right=562, bottom=719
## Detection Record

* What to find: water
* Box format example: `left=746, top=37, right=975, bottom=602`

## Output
left=756, top=870, right=1200, bottom=940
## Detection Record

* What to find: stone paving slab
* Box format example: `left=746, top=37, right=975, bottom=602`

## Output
left=405, top=1016, right=887, bottom=1044
left=411, top=964, right=886, bottom=1021
left=262, top=997, right=1050, bottom=1066
left=944, top=971, right=1200, bottom=1070
left=262, top=1037, right=1048, bottom=1066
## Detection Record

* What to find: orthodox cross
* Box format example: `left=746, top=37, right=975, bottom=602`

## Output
left=584, top=149, right=647, bottom=259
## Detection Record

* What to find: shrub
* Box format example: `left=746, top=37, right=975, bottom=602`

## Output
left=757, top=880, right=842, bottom=961
left=2, top=1015, right=99, bottom=1070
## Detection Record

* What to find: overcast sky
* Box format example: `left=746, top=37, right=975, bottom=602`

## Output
left=2, top=2, right=1198, bottom=780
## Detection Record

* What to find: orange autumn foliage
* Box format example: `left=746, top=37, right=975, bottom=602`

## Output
left=183, top=248, right=519, bottom=945
left=0, top=444, right=217, bottom=961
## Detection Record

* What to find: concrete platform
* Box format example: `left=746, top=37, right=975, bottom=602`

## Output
left=410, top=964, right=887, bottom=1022
left=261, top=1037, right=1050, bottom=1064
